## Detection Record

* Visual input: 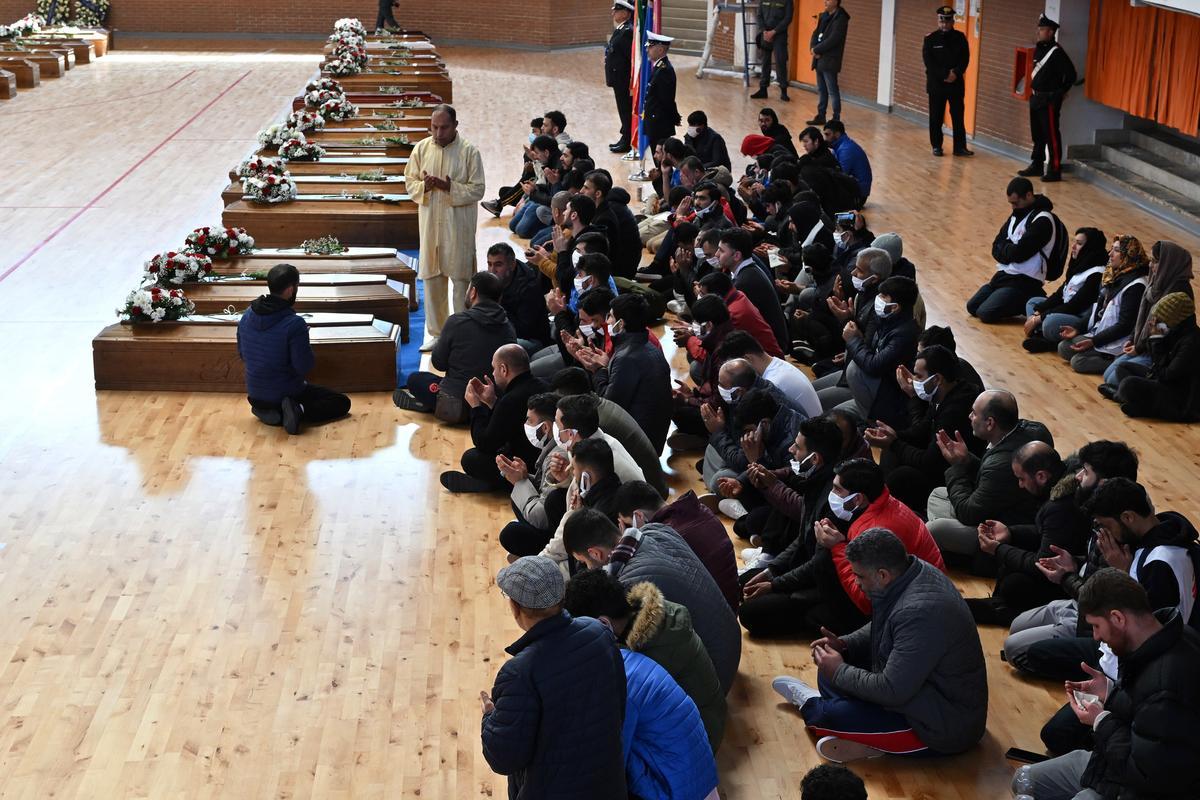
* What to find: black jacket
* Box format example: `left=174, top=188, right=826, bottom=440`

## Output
left=593, top=330, right=673, bottom=454
left=1080, top=610, right=1200, bottom=799
left=643, top=57, right=680, bottom=137
left=809, top=6, right=849, bottom=73
left=482, top=612, right=628, bottom=799
left=758, top=0, right=793, bottom=36
left=883, top=380, right=984, bottom=478
left=605, top=21, right=633, bottom=89
left=993, top=471, right=1091, bottom=602
left=431, top=300, right=516, bottom=398
left=685, top=127, right=732, bottom=171
left=469, top=371, right=548, bottom=467
left=922, top=27, right=969, bottom=93
left=1038, top=270, right=1103, bottom=321
left=844, top=309, right=919, bottom=429
left=1145, top=316, right=1200, bottom=422
left=943, top=420, right=1055, bottom=526
left=761, top=122, right=798, bottom=157
left=593, top=189, right=642, bottom=280
left=1030, top=39, right=1076, bottom=104
left=500, top=261, right=551, bottom=347
left=1129, top=512, right=1200, bottom=621
left=733, top=260, right=790, bottom=354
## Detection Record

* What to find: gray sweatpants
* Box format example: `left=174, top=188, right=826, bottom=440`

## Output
left=926, top=486, right=980, bottom=556
left=1004, top=598, right=1078, bottom=670
left=1017, top=749, right=1101, bottom=799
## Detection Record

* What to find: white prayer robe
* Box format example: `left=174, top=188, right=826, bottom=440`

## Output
left=404, top=134, right=486, bottom=281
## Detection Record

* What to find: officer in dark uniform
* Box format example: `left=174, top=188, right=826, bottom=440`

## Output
left=1019, top=14, right=1076, bottom=182
left=642, top=32, right=681, bottom=149
left=923, top=5, right=972, bottom=157
left=605, top=0, right=635, bottom=152
left=374, top=0, right=401, bottom=32
left=749, top=0, right=793, bottom=101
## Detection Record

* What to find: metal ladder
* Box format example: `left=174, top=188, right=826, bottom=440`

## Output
left=695, top=1, right=758, bottom=84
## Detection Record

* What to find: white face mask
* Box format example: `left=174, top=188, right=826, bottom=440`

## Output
left=717, top=385, right=738, bottom=404
left=571, top=250, right=583, bottom=267
left=690, top=321, right=703, bottom=337
left=578, top=323, right=595, bottom=338
left=828, top=490, right=860, bottom=521
left=610, top=319, right=625, bottom=336
left=790, top=453, right=817, bottom=477
left=686, top=126, right=700, bottom=139
left=1151, top=322, right=1170, bottom=338
left=573, top=274, right=588, bottom=294
left=578, top=470, right=592, bottom=496
left=706, top=255, right=720, bottom=267
left=524, top=421, right=547, bottom=448
left=913, top=375, right=939, bottom=402
left=851, top=274, right=868, bottom=292
left=694, top=246, right=706, bottom=260
left=874, top=294, right=894, bottom=318
left=553, top=421, right=576, bottom=447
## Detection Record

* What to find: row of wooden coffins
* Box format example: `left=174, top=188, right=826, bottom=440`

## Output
left=0, top=16, right=110, bottom=100
left=92, top=23, right=450, bottom=394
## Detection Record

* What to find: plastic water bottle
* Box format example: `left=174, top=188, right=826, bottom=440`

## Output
left=1012, top=764, right=1035, bottom=798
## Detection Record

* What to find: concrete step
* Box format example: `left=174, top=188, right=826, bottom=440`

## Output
left=1094, top=126, right=1200, bottom=174
left=1099, top=143, right=1200, bottom=202
left=1071, top=156, right=1200, bottom=233
left=661, top=6, right=708, bottom=22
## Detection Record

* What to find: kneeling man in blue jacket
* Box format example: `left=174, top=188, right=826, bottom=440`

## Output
left=237, top=263, right=351, bottom=435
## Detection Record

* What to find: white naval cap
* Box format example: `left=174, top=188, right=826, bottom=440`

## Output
left=612, top=0, right=635, bottom=11
left=646, top=31, right=674, bottom=43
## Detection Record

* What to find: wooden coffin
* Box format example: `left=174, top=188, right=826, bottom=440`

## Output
left=42, top=27, right=109, bottom=56
left=320, top=109, right=434, bottom=128
left=184, top=275, right=410, bottom=341
left=0, top=58, right=39, bottom=88
left=254, top=142, right=412, bottom=159
left=303, top=127, right=428, bottom=144
left=23, top=38, right=94, bottom=63
left=229, top=156, right=409, bottom=181
left=6, top=45, right=75, bottom=70
left=322, top=73, right=453, bottom=102
left=0, top=50, right=64, bottom=78
left=222, top=195, right=419, bottom=249
left=0, top=68, right=15, bottom=99
left=291, top=90, right=441, bottom=111
left=210, top=248, right=418, bottom=310
left=221, top=175, right=406, bottom=206
left=92, top=313, right=400, bottom=393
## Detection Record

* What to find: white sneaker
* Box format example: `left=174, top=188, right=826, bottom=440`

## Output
left=419, top=334, right=439, bottom=352
left=741, top=546, right=762, bottom=562
left=748, top=552, right=775, bottom=570
left=772, top=675, right=821, bottom=710
left=815, top=735, right=887, bottom=763
left=718, top=498, right=748, bottom=520
left=667, top=299, right=687, bottom=316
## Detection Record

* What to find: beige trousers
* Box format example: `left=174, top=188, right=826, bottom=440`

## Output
left=423, top=274, right=470, bottom=337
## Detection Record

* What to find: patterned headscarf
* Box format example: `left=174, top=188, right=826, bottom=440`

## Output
left=1102, top=234, right=1149, bottom=286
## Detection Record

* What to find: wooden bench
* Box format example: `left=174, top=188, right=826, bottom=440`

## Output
left=0, top=68, right=15, bottom=99
left=222, top=195, right=419, bottom=250
left=184, top=274, right=411, bottom=342
left=0, top=50, right=66, bottom=78
left=0, top=58, right=39, bottom=88
left=92, top=313, right=399, bottom=393
left=211, top=248, right=418, bottom=310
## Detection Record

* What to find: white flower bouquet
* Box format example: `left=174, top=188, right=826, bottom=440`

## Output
left=333, top=17, right=367, bottom=36
left=327, top=31, right=365, bottom=50
left=285, top=109, right=325, bottom=132
left=278, top=138, right=326, bottom=161
left=237, top=156, right=288, bottom=179
left=257, top=123, right=305, bottom=149
left=331, top=41, right=368, bottom=69
left=243, top=173, right=298, bottom=204
left=143, top=251, right=215, bottom=285
left=305, top=76, right=343, bottom=95
left=326, top=55, right=363, bottom=76
left=304, top=88, right=342, bottom=110
left=118, top=286, right=195, bottom=323
left=8, top=13, right=45, bottom=36
left=318, top=96, right=357, bottom=121
left=183, top=226, right=255, bottom=259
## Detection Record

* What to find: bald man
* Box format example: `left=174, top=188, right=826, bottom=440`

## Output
left=440, top=343, right=549, bottom=493
left=405, top=104, right=487, bottom=351
left=925, top=389, right=1055, bottom=574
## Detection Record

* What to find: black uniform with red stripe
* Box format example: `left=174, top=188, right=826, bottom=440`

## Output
left=1029, top=39, right=1076, bottom=174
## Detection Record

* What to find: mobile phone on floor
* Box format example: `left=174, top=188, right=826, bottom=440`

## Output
left=1005, top=747, right=1049, bottom=764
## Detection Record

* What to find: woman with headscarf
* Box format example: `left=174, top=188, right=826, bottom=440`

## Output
left=1098, top=240, right=1195, bottom=397
left=1021, top=226, right=1107, bottom=351
left=757, top=108, right=798, bottom=157
left=1115, top=292, right=1200, bottom=421
left=1055, top=234, right=1150, bottom=374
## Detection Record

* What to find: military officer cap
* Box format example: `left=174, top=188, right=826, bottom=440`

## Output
left=647, top=31, right=674, bottom=43
left=1037, top=14, right=1059, bottom=30
left=936, top=5, right=955, bottom=18
left=612, top=0, right=635, bottom=12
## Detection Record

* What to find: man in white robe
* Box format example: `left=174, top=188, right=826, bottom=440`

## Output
left=405, top=104, right=487, bottom=349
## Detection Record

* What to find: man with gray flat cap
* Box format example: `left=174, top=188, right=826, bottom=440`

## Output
left=480, top=555, right=627, bottom=798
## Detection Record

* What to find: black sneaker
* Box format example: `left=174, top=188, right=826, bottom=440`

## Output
left=1017, top=163, right=1044, bottom=177
left=480, top=199, right=501, bottom=217
left=251, top=406, right=283, bottom=426
left=750, top=88, right=768, bottom=99
left=392, top=388, right=430, bottom=412
left=931, top=147, right=944, bottom=157
left=608, top=139, right=630, bottom=152
left=281, top=397, right=301, bottom=435
left=953, top=148, right=974, bottom=157
left=805, top=115, right=826, bottom=125
left=1041, top=171, right=1062, bottom=182
left=1021, top=337, right=1057, bottom=353
left=779, top=91, right=790, bottom=102
left=439, top=470, right=498, bottom=493
left=1098, top=383, right=1119, bottom=401
left=965, top=596, right=1016, bottom=626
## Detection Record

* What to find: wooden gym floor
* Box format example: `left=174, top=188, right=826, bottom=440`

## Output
left=1, top=38, right=1199, bottom=799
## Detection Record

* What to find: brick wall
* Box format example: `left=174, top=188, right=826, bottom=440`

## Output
left=892, top=0, right=930, bottom=115
left=838, top=0, right=880, bottom=101
left=0, top=0, right=609, bottom=46
left=973, top=0, right=1041, bottom=148
left=712, top=10, right=735, bottom=64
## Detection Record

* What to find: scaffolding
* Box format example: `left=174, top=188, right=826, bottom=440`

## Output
left=695, top=1, right=759, bottom=85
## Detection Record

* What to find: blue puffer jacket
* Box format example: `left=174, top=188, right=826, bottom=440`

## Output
left=236, top=294, right=313, bottom=404
left=621, top=650, right=719, bottom=800
left=482, top=612, right=627, bottom=799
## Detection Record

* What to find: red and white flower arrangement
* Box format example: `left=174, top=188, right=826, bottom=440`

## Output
left=143, top=251, right=215, bottom=286
left=182, top=226, right=256, bottom=259
left=327, top=31, right=365, bottom=50
left=118, top=286, right=195, bottom=323
left=305, top=76, right=343, bottom=95
left=333, top=17, right=367, bottom=36
left=237, top=156, right=288, bottom=180
left=278, top=137, right=326, bottom=161
left=330, top=41, right=369, bottom=69
left=243, top=173, right=298, bottom=204
left=257, top=122, right=305, bottom=149
left=318, top=96, right=357, bottom=121
left=326, top=55, right=363, bottom=76
left=285, top=108, right=325, bottom=132
left=305, top=88, right=341, bottom=110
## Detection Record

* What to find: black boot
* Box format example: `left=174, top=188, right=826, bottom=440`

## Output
left=750, top=88, right=768, bottom=99
left=1017, top=162, right=1044, bottom=177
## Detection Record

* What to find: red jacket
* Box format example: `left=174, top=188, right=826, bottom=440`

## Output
left=683, top=289, right=782, bottom=361
left=833, top=487, right=947, bottom=615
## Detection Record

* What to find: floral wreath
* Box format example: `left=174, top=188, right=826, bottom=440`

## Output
left=237, top=156, right=287, bottom=179
left=3, top=13, right=45, bottom=37
left=285, top=108, right=325, bottom=132
left=143, top=251, right=215, bottom=286
left=118, top=286, right=194, bottom=323
left=305, top=76, right=343, bottom=95
left=327, top=31, right=364, bottom=50
left=318, top=96, right=357, bottom=121
left=333, top=17, right=366, bottom=36
left=34, top=0, right=68, bottom=25
left=326, top=56, right=363, bottom=76
left=304, top=88, right=342, bottom=110
left=278, top=138, right=326, bottom=161
left=257, top=122, right=306, bottom=149
left=183, top=226, right=255, bottom=259
left=72, top=0, right=110, bottom=27
left=331, top=43, right=368, bottom=69
left=243, top=173, right=298, bottom=204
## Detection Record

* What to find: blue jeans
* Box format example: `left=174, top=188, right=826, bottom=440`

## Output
left=509, top=202, right=548, bottom=239
left=530, top=226, right=553, bottom=249
left=1025, top=296, right=1047, bottom=317
left=967, top=281, right=1044, bottom=323
left=1040, top=312, right=1086, bottom=343
left=799, top=674, right=929, bottom=755
left=816, top=69, right=841, bottom=117
left=1102, top=352, right=1151, bottom=385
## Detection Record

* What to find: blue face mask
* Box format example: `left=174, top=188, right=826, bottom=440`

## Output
left=528, top=133, right=537, bottom=145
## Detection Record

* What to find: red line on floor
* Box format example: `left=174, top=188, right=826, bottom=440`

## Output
left=0, top=69, right=197, bottom=115
left=0, top=70, right=252, bottom=285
